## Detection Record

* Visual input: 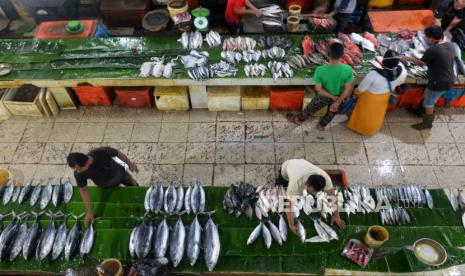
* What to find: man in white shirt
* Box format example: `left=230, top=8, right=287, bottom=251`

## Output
left=278, top=159, right=346, bottom=233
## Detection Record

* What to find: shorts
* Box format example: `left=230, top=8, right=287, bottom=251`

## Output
left=423, top=88, right=447, bottom=108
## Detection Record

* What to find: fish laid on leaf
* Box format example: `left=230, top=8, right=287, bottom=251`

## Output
left=258, top=35, right=292, bottom=50
left=64, top=214, right=82, bottom=261
left=134, top=219, right=153, bottom=259
left=9, top=215, right=29, bottom=261
left=39, top=178, right=53, bottom=210
left=153, top=217, right=169, bottom=259
left=52, top=178, right=64, bottom=207
left=302, top=35, right=315, bottom=57
left=36, top=212, right=58, bottom=261
left=18, top=180, right=33, bottom=205
left=164, top=181, right=178, bottom=214
left=2, top=179, right=14, bottom=205
left=0, top=213, right=21, bottom=260
left=30, top=180, right=43, bottom=207
left=190, top=181, right=206, bottom=215
left=203, top=215, right=220, bottom=271
left=22, top=212, right=42, bottom=260
left=187, top=216, right=202, bottom=266
left=80, top=220, right=95, bottom=258
left=223, top=182, right=257, bottom=218
left=51, top=215, right=68, bottom=261
left=363, top=32, right=379, bottom=48
left=169, top=215, right=186, bottom=267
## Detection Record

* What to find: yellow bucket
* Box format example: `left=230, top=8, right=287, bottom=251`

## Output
left=0, top=169, right=11, bottom=185
left=99, top=258, right=123, bottom=276
left=287, top=16, right=300, bottom=32
left=167, top=0, right=188, bottom=16
left=364, top=225, right=389, bottom=248
left=289, top=4, right=302, bottom=16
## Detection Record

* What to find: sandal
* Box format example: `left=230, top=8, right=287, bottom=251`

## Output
left=286, top=113, right=302, bottom=126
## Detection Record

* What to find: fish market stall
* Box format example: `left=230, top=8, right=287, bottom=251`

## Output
left=0, top=32, right=462, bottom=90
left=0, top=177, right=464, bottom=275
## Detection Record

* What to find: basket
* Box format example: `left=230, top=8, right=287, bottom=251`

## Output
left=167, top=0, right=188, bottom=16
left=289, top=4, right=301, bottom=16
left=143, top=9, right=170, bottom=32
left=99, top=258, right=123, bottom=276
left=287, top=16, right=300, bottom=32
left=364, top=225, right=389, bottom=248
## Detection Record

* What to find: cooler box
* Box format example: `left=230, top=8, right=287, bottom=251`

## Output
left=270, top=86, right=305, bottom=110
left=207, top=86, right=241, bottom=111
left=2, top=85, right=46, bottom=116
left=242, top=86, right=270, bottom=110
left=72, top=85, right=115, bottom=106
left=47, top=87, right=77, bottom=110
left=189, top=86, right=208, bottom=109
left=115, top=87, right=153, bottom=108
left=100, top=0, right=150, bottom=27
left=154, top=86, right=190, bottom=111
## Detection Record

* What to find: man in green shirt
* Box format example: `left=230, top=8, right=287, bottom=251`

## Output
left=287, top=42, right=355, bottom=130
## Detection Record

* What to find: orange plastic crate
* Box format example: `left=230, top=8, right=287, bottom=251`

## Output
left=270, top=86, right=305, bottom=110
left=72, top=86, right=115, bottom=106
left=396, top=85, right=425, bottom=107
left=115, top=87, right=153, bottom=108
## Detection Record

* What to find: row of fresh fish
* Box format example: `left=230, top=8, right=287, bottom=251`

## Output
left=268, top=61, right=293, bottom=80
left=221, top=50, right=262, bottom=64
left=223, top=182, right=257, bottom=218
left=258, top=4, right=283, bottom=18
left=0, top=211, right=93, bottom=262
left=261, top=46, right=286, bottom=60
left=139, top=57, right=177, bottom=78
left=223, top=37, right=257, bottom=51
left=129, top=215, right=220, bottom=271
left=380, top=207, right=410, bottom=225
left=375, top=185, right=433, bottom=208
left=255, top=185, right=286, bottom=220
left=258, top=35, right=292, bottom=50
left=342, top=186, right=376, bottom=216
left=1, top=178, right=73, bottom=209
left=243, top=63, right=267, bottom=78
left=144, top=180, right=205, bottom=215
left=210, top=61, right=238, bottom=78
left=305, top=218, right=338, bottom=243
left=180, top=50, right=209, bottom=69
left=204, top=30, right=222, bottom=48
left=179, top=31, right=203, bottom=50
left=247, top=216, right=287, bottom=247
left=287, top=54, right=313, bottom=69
left=349, top=33, right=376, bottom=52
left=444, top=188, right=465, bottom=230
left=188, top=66, right=215, bottom=81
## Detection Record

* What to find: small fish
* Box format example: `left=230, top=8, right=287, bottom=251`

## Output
left=278, top=214, right=287, bottom=242
left=318, top=219, right=338, bottom=241
left=425, top=189, right=434, bottom=209
left=63, top=177, right=73, bottom=204
left=261, top=223, right=272, bottom=249
left=144, top=184, right=153, bottom=213
left=462, top=213, right=465, bottom=230
left=18, top=180, right=33, bottom=205
left=305, top=235, right=327, bottom=243
left=247, top=223, right=262, bottom=245
left=185, top=184, right=192, bottom=214
left=39, top=179, right=53, bottom=210
left=2, top=179, right=14, bottom=205
left=296, top=219, right=306, bottom=243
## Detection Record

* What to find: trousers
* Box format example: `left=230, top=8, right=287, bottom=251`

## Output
left=298, top=94, right=337, bottom=127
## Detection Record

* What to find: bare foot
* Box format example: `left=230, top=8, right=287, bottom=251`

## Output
left=286, top=113, right=302, bottom=126
left=316, top=124, right=325, bottom=131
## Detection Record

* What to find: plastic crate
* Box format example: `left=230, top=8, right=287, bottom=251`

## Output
left=207, top=86, right=241, bottom=111
left=2, top=85, right=46, bottom=116
left=154, top=86, right=190, bottom=111
left=396, top=85, right=425, bottom=108
left=100, top=0, right=150, bottom=27
left=242, top=86, right=270, bottom=110
left=324, top=169, right=349, bottom=188
left=72, top=85, right=115, bottom=106
left=115, top=87, right=153, bottom=108
left=270, top=86, right=305, bottom=110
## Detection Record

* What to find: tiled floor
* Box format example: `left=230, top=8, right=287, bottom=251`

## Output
left=2, top=106, right=465, bottom=188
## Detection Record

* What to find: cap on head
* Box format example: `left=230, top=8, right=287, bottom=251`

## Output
left=306, top=174, right=326, bottom=192
left=329, top=42, right=344, bottom=59
left=424, top=25, right=444, bottom=41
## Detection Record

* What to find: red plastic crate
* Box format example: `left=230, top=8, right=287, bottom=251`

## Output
left=269, top=86, right=305, bottom=110
left=396, top=85, right=425, bottom=108
left=72, top=86, right=115, bottom=106
left=115, top=87, right=153, bottom=108
left=100, top=0, right=150, bottom=27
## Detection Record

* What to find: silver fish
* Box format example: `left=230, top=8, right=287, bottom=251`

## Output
left=64, top=215, right=81, bottom=261
left=247, top=223, right=262, bottom=245
left=36, top=214, right=57, bottom=261
left=278, top=214, right=287, bottom=242
left=52, top=179, right=64, bottom=207
left=169, top=216, right=186, bottom=267
left=462, top=213, right=465, bottom=230
left=0, top=214, right=20, bottom=260
left=318, top=219, right=338, bottom=241
left=80, top=221, right=95, bottom=258
left=18, top=180, right=33, bottom=205
left=203, top=216, right=220, bottom=271
left=261, top=223, right=272, bottom=249
left=425, top=189, right=434, bottom=209
left=187, top=216, right=202, bottom=266
left=305, top=235, right=327, bottom=243
left=39, top=179, right=53, bottom=210
left=135, top=219, right=154, bottom=259
left=22, top=212, right=42, bottom=260
left=144, top=184, right=154, bottom=213
left=128, top=220, right=140, bottom=258
left=30, top=181, right=42, bottom=207
left=51, top=215, right=68, bottom=261
left=9, top=215, right=28, bottom=261
left=267, top=220, right=282, bottom=246
left=448, top=188, right=459, bottom=211
left=191, top=183, right=205, bottom=214
left=2, top=179, right=14, bottom=205
left=153, top=218, right=169, bottom=258
left=11, top=186, right=20, bottom=203
left=175, top=185, right=184, bottom=213
left=150, top=181, right=164, bottom=214
left=63, top=177, right=73, bottom=204
left=296, top=219, right=306, bottom=243
left=185, top=184, right=192, bottom=214
left=164, top=182, right=177, bottom=214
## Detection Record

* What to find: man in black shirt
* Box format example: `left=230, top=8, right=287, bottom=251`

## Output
left=435, top=0, right=465, bottom=37
left=67, top=147, right=139, bottom=225
left=404, top=26, right=456, bottom=130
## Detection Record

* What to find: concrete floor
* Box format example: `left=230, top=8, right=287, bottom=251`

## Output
left=1, top=106, right=465, bottom=188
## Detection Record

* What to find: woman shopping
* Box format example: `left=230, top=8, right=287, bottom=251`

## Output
left=347, top=50, right=407, bottom=136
